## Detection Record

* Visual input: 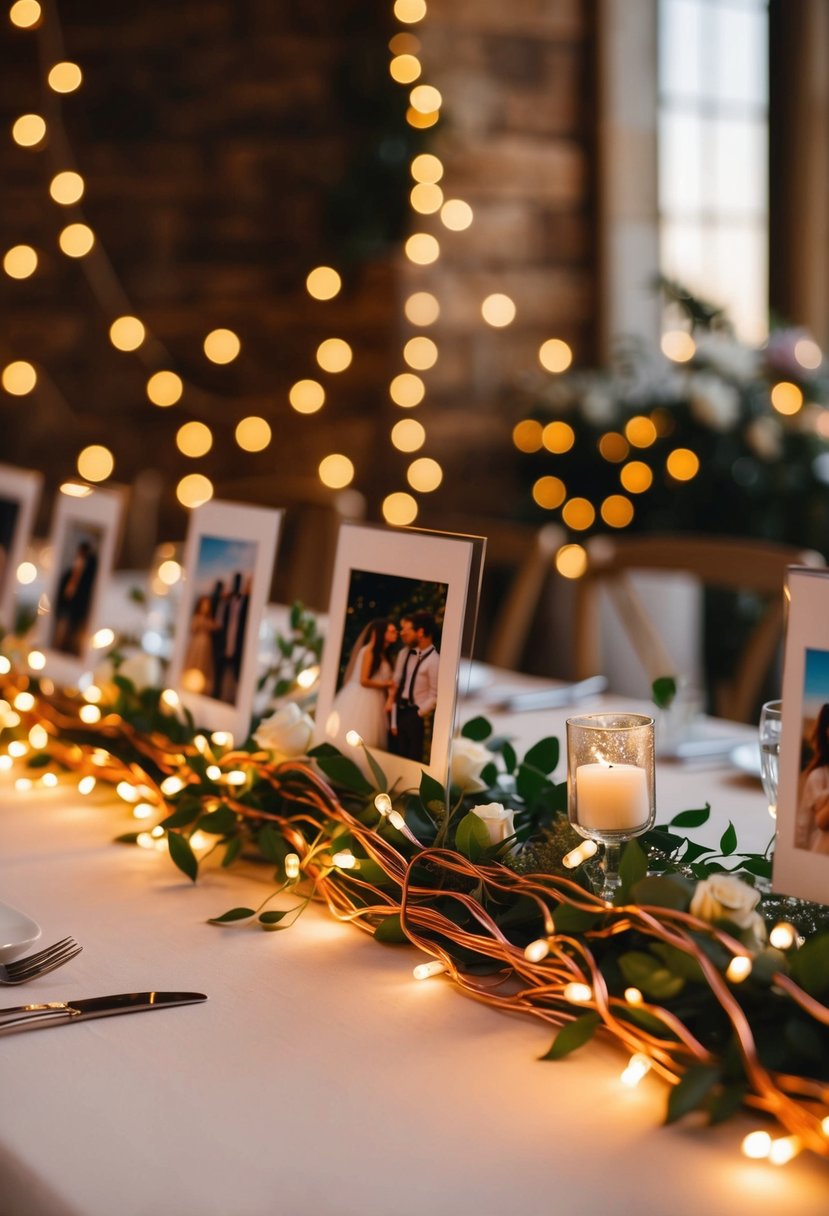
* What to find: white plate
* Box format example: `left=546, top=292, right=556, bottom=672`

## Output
left=0, top=900, right=42, bottom=962
left=730, top=741, right=762, bottom=780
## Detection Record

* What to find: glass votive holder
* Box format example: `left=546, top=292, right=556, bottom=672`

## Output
left=566, top=712, right=656, bottom=901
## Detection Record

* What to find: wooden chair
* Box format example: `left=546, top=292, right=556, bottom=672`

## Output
left=571, top=534, right=825, bottom=722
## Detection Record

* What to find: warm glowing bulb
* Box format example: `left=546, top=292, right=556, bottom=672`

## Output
left=513, top=420, right=543, bottom=453
left=17, top=561, right=37, bottom=584
left=625, top=416, right=658, bottom=448
left=176, top=474, right=213, bottom=508
left=768, top=922, right=796, bottom=950
left=160, top=688, right=180, bottom=709
left=205, top=765, right=222, bottom=781
left=410, top=153, right=443, bottom=183
left=211, top=731, right=232, bottom=748
left=741, top=1130, right=772, bottom=1160
left=0, top=756, right=12, bottom=771
left=235, top=416, right=271, bottom=452
left=726, top=955, right=752, bottom=983
left=285, top=853, right=301, bottom=879
left=160, top=775, right=184, bottom=796
left=48, top=61, right=82, bottom=92
left=389, top=53, right=421, bottom=84
left=316, top=338, right=352, bottom=373
left=109, top=315, right=145, bottom=351
left=395, top=0, right=427, bottom=24
left=619, top=461, right=653, bottom=494
left=14, top=691, right=35, bottom=711
left=58, top=223, right=94, bottom=257
left=794, top=337, right=822, bottom=370
left=226, top=770, right=246, bottom=786
left=289, top=379, right=325, bottom=414
left=0, top=656, right=11, bottom=673
left=404, top=292, right=439, bottom=327
left=306, top=266, right=341, bottom=300
left=176, top=421, right=213, bottom=458
left=601, top=495, right=634, bottom=528
left=524, top=939, right=550, bottom=963
left=116, top=780, right=138, bottom=803
left=10, top=1, right=42, bottom=28
left=8, top=740, right=29, bottom=757
left=157, top=560, right=181, bottom=586
left=318, top=454, right=354, bottom=489
left=389, top=372, right=425, bottom=408
left=388, top=809, right=406, bottom=831
left=133, top=802, right=153, bottom=819
left=555, top=544, right=588, bottom=580
left=332, top=849, right=356, bottom=869
left=406, top=457, right=442, bottom=493
left=405, top=233, right=439, bottom=265
left=79, top=704, right=101, bottom=724
left=440, top=199, right=473, bottom=231
left=542, top=421, right=575, bottom=454
left=620, top=1053, right=651, bottom=1088
left=203, top=328, right=240, bottom=364
left=82, top=684, right=102, bottom=703
left=3, top=244, right=38, bottom=279
left=403, top=336, right=437, bottom=370
left=561, top=497, right=596, bottom=531
left=345, top=730, right=362, bottom=747
left=661, top=330, right=696, bottom=362
left=410, top=84, right=441, bottom=113
left=146, top=370, right=183, bottom=407
left=768, top=1136, right=801, bottom=1166
left=665, top=448, right=700, bottom=482
left=532, top=471, right=566, bottom=508
left=624, top=987, right=643, bottom=1005
left=374, top=793, right=392, bottom=814
left=599, top=432, right=630, bottom=463
left=59, top=481, right=92, bottom=498
left=481, top=293, right=515, bottom=327
left=410, top=181, right=443, bottom=214
left=770, top=381, right=804, bottom=416
left=563, top=982, right=593, bottom=1004
left=11, top=113, right=46, bottom=146
left=27, top=649, right=45, bottom=671
left=49, top=170, right=84, bottom=205
left=78, top=775, right=96, bottom=795
left=15, top=777, right=33, bottom=792
left=391, top=418, right=426, bottom=452
left=2, top=360, right=37, bottom=395
left=77, top=444, right=114, bottom=482
left=382, top=492, right=418, bottom=526
left=296, top=666, right=318, bottom=689
left=90, top=628, right=114, bottom=649
left=28, top=724, right=48, bottom=750
left=539, top=338, right=573, bottom=373
left=413, top=960, right=444, bottom=980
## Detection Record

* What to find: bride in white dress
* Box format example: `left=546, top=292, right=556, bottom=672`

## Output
left=328, top=619, right=398, bottom=750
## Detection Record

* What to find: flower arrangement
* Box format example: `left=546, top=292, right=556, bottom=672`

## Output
left=513, top=280, right=829, bottom=555
left=1, top=614, right=828, bottom=1164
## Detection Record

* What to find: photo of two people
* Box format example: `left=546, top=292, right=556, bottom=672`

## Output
left=327, top=569, right=448, bottom=767
left=181, top=535, right=257, bottom=705
left=0, top=495, right=20, bottom=608
left=794, top=647, right=829, bottom=857
left=49, top=523, right=102, bottom=657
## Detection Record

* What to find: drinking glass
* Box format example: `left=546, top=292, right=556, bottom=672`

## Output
left=566, top=713, right=656, bottom=901
left=759, top=699, right=782, bottom=819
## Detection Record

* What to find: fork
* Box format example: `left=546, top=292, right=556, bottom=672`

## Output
left=0, top=937, right=82, bottom=985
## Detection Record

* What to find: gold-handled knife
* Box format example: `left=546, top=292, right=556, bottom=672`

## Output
left=0, top=991, right=207, bottom=1034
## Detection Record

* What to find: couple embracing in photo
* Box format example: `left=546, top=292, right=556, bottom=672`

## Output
left=332, top=611, right=439, bottom=764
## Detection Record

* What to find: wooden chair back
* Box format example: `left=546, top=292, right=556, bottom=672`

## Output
left=572, top=534, right=825, bottom=721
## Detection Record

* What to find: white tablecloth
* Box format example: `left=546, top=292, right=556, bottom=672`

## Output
left=0, top=690, right=826, bottom=1216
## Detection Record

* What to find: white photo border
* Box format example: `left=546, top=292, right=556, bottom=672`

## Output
left=37, top=486, right=124, bottom=687
left=0, top=463, right=42, bottom=629
left=314, top=521, right=483, bottom=791
left=168, top=499, right=283, bottom=742
left=775, top=565, right=829, bottom=905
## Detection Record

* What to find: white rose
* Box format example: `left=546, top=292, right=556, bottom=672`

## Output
left=694, top=332, right=760, bottom=384
left=93, top=651, right=162, bottom=699
left=450, top=736, right=492, bottom=793
left=470, top=801, right=515, bottom=846
left=254, top=703, right=314, bottom=760
left=688, top=372, right=741, bottom=431
left=690, top=874, right=762, bottom=930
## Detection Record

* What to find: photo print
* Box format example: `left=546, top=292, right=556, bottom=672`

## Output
left=169, top=500, right=282, bottom=740
left=0, top=463, right=42, bottom=630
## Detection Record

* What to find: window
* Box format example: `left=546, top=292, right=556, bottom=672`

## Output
left=658, top=0, right=769, bottom=341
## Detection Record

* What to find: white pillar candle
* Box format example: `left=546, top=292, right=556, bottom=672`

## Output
left=575, top=762, right=649, bottom=832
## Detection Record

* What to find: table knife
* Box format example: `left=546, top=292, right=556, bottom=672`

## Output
left=0, top=990, right=207, bottom=1035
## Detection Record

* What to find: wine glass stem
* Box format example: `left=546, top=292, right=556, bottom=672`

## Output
left=601, top=841, right=622, bottom=901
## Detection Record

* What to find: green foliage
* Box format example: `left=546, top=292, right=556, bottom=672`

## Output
left=651, top=676, right=677, bottom=709
left=540, top=1012, right=602, bottom=1061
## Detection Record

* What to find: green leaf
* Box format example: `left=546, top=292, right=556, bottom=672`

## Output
left=651, top=941, right=706, bottom=983
left=257, top=823, right=286, bottom=865
left=502, top=741, right=517, bottom=774
left=167, top=831, right=198, bottom=883
left=619, top=838, right=648, bottom=899
left=479, top=761, right=498, bottom=788
left=631, top=874, right=693, bottom=911
left=221, top=835, right=242, bottom=868
left=539, top=1012, right=601, bottom=1060
left=618, top=950, right=685, bottom=999
left=419, top=770, right=446, bottom=816
left=739, top=856, right=773, bottom=879
left=361, top=745, right=388, bottom=793
left=25, top=752, right=52, bottom=769
left=374, top=913, right=408, bottom=943
left=159, top=803, right=201, bottom=830
left=515, top=762, right=549, bottom=806
left=719, top=820, right=737, bottom=856
left=198, top=805, right=237, bottom=836
left=353, top=856, right=393, bottom=886
left=259, top=909, right=290, bottom=924
left=707, top=1081, right=747, bottom=1125
left=523, top=736, right=560, bottom=775
left=208, top=906, right=255, bottom=924
left=651, top=676, right=677, bottom=709
left=666, top=1065, right=721, bottom=1124
left=314, top=754, right=374, bottom=795
left=670, top=805, right=711, bottom=829
left=113, top=831, right=140, bottom=844
left=789, top=932, right=829, bottom=997
left=455, top=811, right=491, bottom=861
left=552, top=903, right=602, bottom=933
left=461, top=715, right=492, bottom=741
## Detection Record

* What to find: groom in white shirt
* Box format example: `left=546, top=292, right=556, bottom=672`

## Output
left=387, top=611, right=439, bottom=763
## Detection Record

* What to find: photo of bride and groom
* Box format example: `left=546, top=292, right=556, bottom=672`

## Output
left=181, top=535, right=257, bottom=706
left=328, top=572, right=448, bottom=767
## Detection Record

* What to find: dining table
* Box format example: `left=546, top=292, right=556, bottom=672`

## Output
left=1, top=668, right=827, bottom=1216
